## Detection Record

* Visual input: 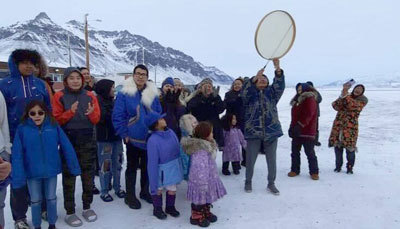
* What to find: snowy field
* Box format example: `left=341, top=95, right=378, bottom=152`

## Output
left=4, top=88, right=400, bottom=229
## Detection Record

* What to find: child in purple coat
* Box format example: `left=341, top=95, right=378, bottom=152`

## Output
left=146, top=112, right=183, bottom=220
left=181, top=121, right=226, bottom=228
left=221, top=113, right=247, bottom=175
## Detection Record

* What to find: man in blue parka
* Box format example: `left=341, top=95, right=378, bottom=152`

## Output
left=0, top=49, right=51, bottom=229
left=112, top=64, right=161, bottom=210
left=241, top=59, right=285, bottom=195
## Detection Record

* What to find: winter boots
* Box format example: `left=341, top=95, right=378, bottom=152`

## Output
left=152, top=193, right=180, bottom=220
left=152, top=195, right=167, bottom=220
left=190, top=204, right=210, bottom=227
left=204, top=204, right=218, bottom=223
left=165, top=193, right=180, bottom=217
left=222, top=162, right=231, bottom=176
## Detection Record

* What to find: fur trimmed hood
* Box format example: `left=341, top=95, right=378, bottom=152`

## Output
left=354, top=94, right=368, bottom=105
left=179, top=114, right=197, bottom=137
left=290, top=91, right=318, bottom=106
left=181, top=137, right=218, bottom=160
left=121, top=77, right=159, bottom=109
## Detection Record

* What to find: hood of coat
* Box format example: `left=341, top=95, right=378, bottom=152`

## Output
left=354, top=94, right=368, bottom=105
left=95, top=79, right=115, bottom=99
left=121, top=77, right=159, bottom=109
left=181, top=137, right=217, bottom=159
left=290, top=91, right=318, bottom=106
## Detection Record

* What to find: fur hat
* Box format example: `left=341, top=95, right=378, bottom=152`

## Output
left=198, top=78, right=213, bottom=89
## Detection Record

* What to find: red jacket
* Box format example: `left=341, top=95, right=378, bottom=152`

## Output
left=53, top=88, right=100, bottom=130
left=290, top=91, right=318, bottom=139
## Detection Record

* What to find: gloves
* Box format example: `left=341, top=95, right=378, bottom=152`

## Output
left=288, top=123, right=302, bottom=138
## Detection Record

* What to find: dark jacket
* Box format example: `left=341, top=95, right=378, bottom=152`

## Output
left=95, top=79, right=121, bottom=142
left=241, top=70, right=285, bottom=142
left=224, top=90, right=244, bottom=131
left=187, top=93, right=225, bottom=147
left=160, top=91, right=187, bottom=139
left=0, top=54, right=51, bottom=140
left=11, top=118, right=81, bottom=189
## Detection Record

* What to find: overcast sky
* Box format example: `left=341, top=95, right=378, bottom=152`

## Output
left=1, top=0, right=399, bottom=84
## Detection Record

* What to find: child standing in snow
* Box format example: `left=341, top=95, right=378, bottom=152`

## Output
left=182, top=121, right=226, bottom=227
left=146, top=112, right=183, bottom=220
left=11, top=100, right=81, bottom=229
left=179, top=114, right=198, bottom=180
left=221, top=113, right=247, bottom=175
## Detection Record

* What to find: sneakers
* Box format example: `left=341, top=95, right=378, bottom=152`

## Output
left=267, top=184, right=280, bottom=195
left=115, top=190, right=126, bottom=198
left=124, top=196, right=141, bottom=209
left=287, top=171, right=298, bottom=177
left=140, top=192, right=153, bottom=204
left=311, top=174, right=319, bottom=180
left=82, top=209, right=97, bottom=222
left=244, top=180, right=252, bottom=193
left=64, top=214, right=83, bottom=227
left=100, top=193, right=114, bottom=202
left=14, top=219, right=29, bottom=229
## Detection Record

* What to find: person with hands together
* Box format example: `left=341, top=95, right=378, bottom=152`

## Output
left=52, top=67, right=100, bottom=227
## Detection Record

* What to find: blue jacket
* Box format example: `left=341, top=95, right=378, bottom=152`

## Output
left=11, top=118, right=81, bottom=189
left=147, top=128, right=183, bottom=195
left=0, top=55, right=51, bottom=141
left=241, top=70, right=285, bottom=142
left=112, top=79, right=161, bottom=149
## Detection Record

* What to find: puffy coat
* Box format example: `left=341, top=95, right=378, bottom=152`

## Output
left=112, top=79, right=161, bottom=149
left=329, top=94, right=368, bottom=151
left=0, top=55, right=51, bottom=140
left=11, top=118, right=81, bottom=189
left=290, top=91, right=318, bottom=139
left=187, top=93, right=225, bottom=147
left=224, top=90, right=245, bottom=131
left=241, top=70, right=285, bottom=142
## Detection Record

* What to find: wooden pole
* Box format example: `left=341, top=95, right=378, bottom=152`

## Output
left=84, top=14, right=90, bottom=70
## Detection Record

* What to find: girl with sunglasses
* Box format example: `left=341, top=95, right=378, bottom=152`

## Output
left=11, top=100, right=81, bottom=229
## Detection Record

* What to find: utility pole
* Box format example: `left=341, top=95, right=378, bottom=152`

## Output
left=142, top=47, right=144, bottom=64
left=84, top=14, right=90, bottom=70
left=67, top=34, right=72, bottom=67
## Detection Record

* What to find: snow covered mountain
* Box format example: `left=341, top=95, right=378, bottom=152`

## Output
left=0, top=12, right=233, bottom=84
left=322, top=73, right=400, bottom=88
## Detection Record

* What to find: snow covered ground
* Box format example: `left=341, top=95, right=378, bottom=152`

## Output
left=4, top=88, right=400, bottom=229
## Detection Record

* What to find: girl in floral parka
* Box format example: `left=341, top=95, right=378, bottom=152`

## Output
left=181, top=121, right=226, bottom=228
left=329, top=84, right=368, bottom=174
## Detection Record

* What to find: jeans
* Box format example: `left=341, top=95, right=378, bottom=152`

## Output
left=0, top=187, right=6, bottom=227
left=27, top=177, right=58, bottom=228
left=97, top=141, right=123, bottom=195
left=335, top=147, right=356, bottom=169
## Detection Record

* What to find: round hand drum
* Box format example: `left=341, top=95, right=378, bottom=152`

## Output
left=255, top=10, right=296, bottom=60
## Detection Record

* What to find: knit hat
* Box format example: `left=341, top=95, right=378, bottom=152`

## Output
left=198, top=78, right=213, bottom=89
left=162, top=77, right=175, bottom=88
left=144, top=112, right=166, bottom=128
left=63, top=67, right=84, bottom=89
left=95, top=79, right=115, bottom=99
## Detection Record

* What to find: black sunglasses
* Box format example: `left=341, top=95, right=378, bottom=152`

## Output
left=29, top=111, right=45, bottom=116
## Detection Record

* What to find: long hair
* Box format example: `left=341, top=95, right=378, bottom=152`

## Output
left=21, top=100, right=56, bottom=125
left=193, top=121, right=213, bottom=140
left=221, top=113, right=235, bottom=131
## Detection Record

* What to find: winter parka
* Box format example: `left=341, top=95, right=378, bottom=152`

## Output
left=328, top=94, right=368, bottom=151
left=290, top=90, right=318, bottom=139
left=112, top=79, right=161, bottom=149
left=187, top=93, right=225, bottom=147
left=11, top=118, right=81, bottom=189
left=241, top=70, right=285, bottom=142
left=0, top=54, right=51, bottom=140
